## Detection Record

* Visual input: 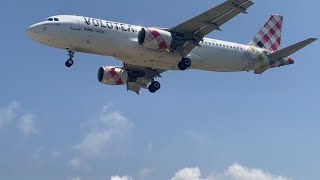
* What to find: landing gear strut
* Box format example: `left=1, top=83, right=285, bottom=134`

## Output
left=65, top=48, right=75, bottom=67
left=178, top=57, right=192, bottom=71
left=148, top=81, right=161, bottom=93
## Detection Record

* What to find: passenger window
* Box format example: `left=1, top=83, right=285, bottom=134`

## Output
left=121, top=24, right=128, bottom=31
left=54, top=18, right=59, bottom=21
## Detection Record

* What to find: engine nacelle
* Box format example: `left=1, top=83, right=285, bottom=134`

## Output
left=97, top=66, right=128, bottom=85
left=138, top=27, right=172, bottom=50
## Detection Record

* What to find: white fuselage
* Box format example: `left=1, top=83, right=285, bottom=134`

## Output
left=27, top=15, right=277, bottom=72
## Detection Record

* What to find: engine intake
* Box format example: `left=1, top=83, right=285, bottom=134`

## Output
left=97, top=66, right=128, bottom=85
left=138, top=27, right=172, bottom=50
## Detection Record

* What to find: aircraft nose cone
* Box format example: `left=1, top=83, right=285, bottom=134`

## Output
left=26, top=24, right=42, bottom=39
left=27, top=24, right=36, bottom=37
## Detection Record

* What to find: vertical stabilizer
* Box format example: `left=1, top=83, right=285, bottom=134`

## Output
left=249, top=15, right=283, bottom=52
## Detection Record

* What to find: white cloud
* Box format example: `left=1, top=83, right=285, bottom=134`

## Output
left=70, top=106, right=133, bottom=169
left=222, top=163, right=290, bottom=180
left=74, top=129, right=113, bottom=156
left=67, top=176, right=81, bottom=180
left=110, top=176, right=133, bottom=180
left=0, top=101, right=20, bottom=128
left=171, top=167, right=203, bottom=180
left=18, top=113, right=37, bottom=136
left=0, top=101, right=37, bottom=137
left=139, top=168, right=153, bottom=178
left=73, top=110, right=133, bottom=157
left=68, top=157, right=83, bottom=169
left=171, top=164, right=290, bottom=180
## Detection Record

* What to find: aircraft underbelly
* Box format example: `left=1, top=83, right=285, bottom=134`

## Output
left=192, top=47, right=244, bottom=72
left=121, top=48, right=180, bottom=70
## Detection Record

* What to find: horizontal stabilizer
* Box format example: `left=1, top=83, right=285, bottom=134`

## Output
left=268, top=38, right=317, bottom=60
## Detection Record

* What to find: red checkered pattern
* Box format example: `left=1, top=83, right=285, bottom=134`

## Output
left=147, top=29, right=168, bottom=49
left=249, top=15, right=283, bottom=52
left=105, top=67, right=125, bottom=85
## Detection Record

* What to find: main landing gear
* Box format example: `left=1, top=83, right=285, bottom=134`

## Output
left=65, top=48, right=75, bottom=67
left=148, top=81, right=161, bottom=93
left=178, top=57, right=192, bottom=71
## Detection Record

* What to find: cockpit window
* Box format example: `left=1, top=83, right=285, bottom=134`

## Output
left=43, top=17, right=59, bottom=22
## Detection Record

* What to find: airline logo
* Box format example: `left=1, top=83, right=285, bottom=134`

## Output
left=250, top=15, right=283, bottom=52
left=104, top=67, right=127, bottom=85
left=147, top=29, right=168, bottom=49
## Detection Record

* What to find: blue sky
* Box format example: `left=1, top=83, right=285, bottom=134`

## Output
left=1, top=0, right=320, bottom=179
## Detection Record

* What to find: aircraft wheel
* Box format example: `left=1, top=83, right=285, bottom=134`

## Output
left=148, top=81, right=161, bottom=93
left=65, top=59, right=74, bottom=67
left=178, top=61, right=187, bottom=71
left=66, top=48, right=75, bottom=67
left=178, top=58, right=191, bottom=71
left=183, top=58, right=192, bottom=67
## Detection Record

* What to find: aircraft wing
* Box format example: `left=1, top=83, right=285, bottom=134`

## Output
left=169, top=0, right=254, bottom=57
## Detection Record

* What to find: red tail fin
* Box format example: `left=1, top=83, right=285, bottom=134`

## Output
left=249, top=15, right=283, bottom=52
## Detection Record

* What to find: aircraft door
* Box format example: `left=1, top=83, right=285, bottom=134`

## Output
left=71, top=18, right=81, bottom=30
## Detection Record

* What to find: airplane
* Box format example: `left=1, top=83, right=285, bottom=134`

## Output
left=27, top=0, right=317, bottom=94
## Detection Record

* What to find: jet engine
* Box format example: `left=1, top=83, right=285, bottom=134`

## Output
left=138, top=28, right=172, bottom=50
left=97, top=66, right=128, bottom=85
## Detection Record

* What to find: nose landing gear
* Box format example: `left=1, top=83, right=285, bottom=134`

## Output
left=65, top=48, right=75, bottom=67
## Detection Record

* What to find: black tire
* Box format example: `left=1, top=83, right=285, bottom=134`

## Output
left=148, top=81, right=161, bottom=93
left=178, top=61, right=187, bottom=71
left=152, top=81, right=161, bottom=90
left=65, top=59, right=74, bottom=67
left=148, top=86, right=157, bottom=93
left=183, top=58, right=192, bottom=67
